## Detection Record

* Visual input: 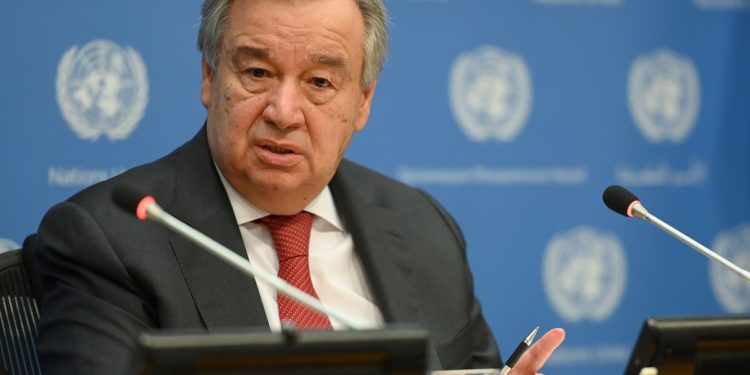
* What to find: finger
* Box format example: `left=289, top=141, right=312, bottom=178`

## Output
left=511, top=328, right=565, bottom=373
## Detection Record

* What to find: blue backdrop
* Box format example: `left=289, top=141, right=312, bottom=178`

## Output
left=2, top=1, right=749, bottom=374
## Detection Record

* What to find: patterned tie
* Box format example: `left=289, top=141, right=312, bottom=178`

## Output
left=257, top=212, right=333, bottom=329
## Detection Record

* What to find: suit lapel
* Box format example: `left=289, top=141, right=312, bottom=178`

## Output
left=329, top=161, right=422, bottom=325
left=166, top=127, right=269, bottom=330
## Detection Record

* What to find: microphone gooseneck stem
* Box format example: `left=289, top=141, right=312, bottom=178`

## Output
left=633, top=203, right=750, bottom=283
left=146, top=203, right=365, bottom=330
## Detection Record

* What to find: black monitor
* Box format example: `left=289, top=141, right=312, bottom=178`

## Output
left=137, top=326, right=428, bottom=375
left=624, top=315, right=750, bottom=375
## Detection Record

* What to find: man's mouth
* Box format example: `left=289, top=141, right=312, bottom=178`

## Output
left=256, top=142, right=302, bottom=166
left=263, top=145, right=295, bottom=154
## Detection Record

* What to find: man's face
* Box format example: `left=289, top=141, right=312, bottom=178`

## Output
left=202, top=0, right=376, bottom=214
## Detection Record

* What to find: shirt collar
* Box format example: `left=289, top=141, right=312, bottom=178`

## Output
left=215, top=164, right=344, bottom=231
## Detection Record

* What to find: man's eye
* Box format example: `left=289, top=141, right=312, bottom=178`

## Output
left=246, top=68, right=269, bottom=78
left=311, top=77, right=331, bottom=88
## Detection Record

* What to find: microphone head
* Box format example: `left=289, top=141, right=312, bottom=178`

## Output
left=112, top=184, right=156, bottom=221
left=602, top=185, right=640, bottom=217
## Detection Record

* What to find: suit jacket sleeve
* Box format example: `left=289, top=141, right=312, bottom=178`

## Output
left=35, top=201, right=156, bottom=375
left=418, top=189, right=501, bottom=369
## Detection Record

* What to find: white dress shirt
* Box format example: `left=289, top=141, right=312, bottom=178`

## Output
left=217, top=171, right=385, bottom=331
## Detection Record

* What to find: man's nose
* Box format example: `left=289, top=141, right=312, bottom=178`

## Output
left=262, top=79, right=305, bottom=129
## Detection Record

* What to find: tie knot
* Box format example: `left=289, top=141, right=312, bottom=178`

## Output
left=257, top=211, right=313, bottom=261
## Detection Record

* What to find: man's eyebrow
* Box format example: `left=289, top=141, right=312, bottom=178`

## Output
left=309, top=53, right=350, bottom=71
left=231, top=47, right=352, bottom=76
left=232, top=46, right=270, bottom=63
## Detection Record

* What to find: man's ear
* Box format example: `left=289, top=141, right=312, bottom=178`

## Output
left=354, top=80, right=377, bottom=132
left=200, top=60, right=213, bottom=108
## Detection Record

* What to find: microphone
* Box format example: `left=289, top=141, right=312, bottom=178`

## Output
left=602, top=185, right=750, bottom=283
left=111, top=184, right=364, bottom=330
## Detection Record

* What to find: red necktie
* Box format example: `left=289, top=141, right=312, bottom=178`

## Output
left=257, top=212, right=332, bottom=329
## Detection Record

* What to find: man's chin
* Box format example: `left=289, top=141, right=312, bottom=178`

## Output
left=242, top=177, right=324, bottom=215
left=247, top=174, right=320, bottom=198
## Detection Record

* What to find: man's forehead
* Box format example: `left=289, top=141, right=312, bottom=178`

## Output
left=224, top=0, right=365, bottom=32
left=222, top=0, right=365, bottom=47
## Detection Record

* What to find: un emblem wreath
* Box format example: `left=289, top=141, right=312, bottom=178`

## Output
left=449, top=46, right=532, bottom=143
left=56, top=39, right=149, bottom=142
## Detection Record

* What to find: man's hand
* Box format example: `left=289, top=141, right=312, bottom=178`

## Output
left=508, top=328, right=565, bottom=375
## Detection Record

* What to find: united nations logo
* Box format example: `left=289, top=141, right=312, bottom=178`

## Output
left=543, top=226, right=627, bottom=322
left=0, top=238, right=20, bottom=254
left=628, top=49, right=700, bottom=143
left=56, top=39, right=149, bottom=142
left=449, top=46, right=533, bottom=142
left=709, top=223, right=750, bottom=313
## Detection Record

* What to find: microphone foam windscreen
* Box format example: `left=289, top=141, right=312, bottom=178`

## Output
left=112, top=184, right=148, bottom=214
left=602, top=185, right=639, bottom=217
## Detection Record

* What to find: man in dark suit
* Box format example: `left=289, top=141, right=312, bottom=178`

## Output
left=36, top=0, right=564, bottom=374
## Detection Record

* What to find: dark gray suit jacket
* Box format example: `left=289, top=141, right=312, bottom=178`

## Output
left=35, top=126, right=500, bottom=374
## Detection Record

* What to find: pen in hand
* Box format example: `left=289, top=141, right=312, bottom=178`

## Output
left=498, top=326, right=539, bottom=375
